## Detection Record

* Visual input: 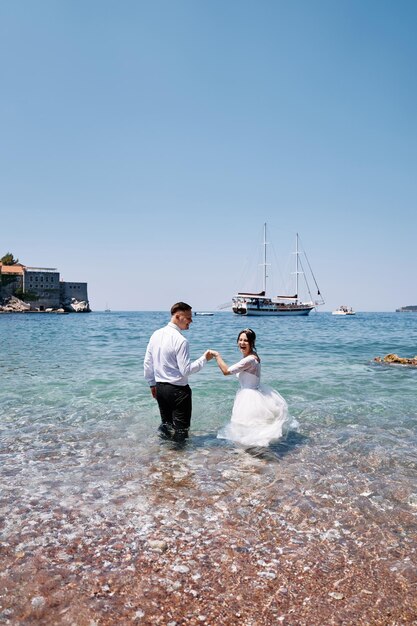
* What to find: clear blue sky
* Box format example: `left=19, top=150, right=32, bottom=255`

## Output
left=1, top=0, right=416, bottom=311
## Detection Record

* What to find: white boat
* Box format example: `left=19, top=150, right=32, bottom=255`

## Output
left=194, top=312, right=214, bottom=316
left=232, top=223, right=324, bottom=317
left=332, top=305, right=355, bottom=316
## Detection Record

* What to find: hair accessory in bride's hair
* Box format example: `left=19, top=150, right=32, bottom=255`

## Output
left=240, top=328, right=256, bottom=344
left=238, top=328, right=259, bottom=359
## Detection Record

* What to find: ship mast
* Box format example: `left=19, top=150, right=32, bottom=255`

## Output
left=262, top=222, right=269, bottom=294
left=295, top=233, right=300, bottom=302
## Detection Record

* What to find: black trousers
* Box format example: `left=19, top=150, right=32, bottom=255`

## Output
left=155, top=382, right=192, bottom=432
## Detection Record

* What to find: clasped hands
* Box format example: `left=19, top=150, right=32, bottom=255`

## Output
left=205, top=349, right=219, bottom=361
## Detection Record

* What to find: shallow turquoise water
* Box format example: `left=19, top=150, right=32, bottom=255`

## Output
left=3, top=310, right=416, bottom=427
left=1, top=310, right=416, bottom=556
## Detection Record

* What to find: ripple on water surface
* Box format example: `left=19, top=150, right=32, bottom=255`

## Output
left=1, top=312, right=416, bottom=623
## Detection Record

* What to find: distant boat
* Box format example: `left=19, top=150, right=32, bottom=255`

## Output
left=232, top=223, right=324, bottom=317
left=104, top=303, right=111, bottom=312
left=332, top=305, right=355, bottom=316
left=194, top=312, right=214, bottom=316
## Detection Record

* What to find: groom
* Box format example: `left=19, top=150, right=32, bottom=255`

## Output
left=143, top=302, right=214, bottom=442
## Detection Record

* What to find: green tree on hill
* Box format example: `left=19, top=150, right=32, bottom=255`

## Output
left=1, top=252, right=19, bottom=265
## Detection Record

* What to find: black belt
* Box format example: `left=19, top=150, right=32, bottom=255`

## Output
left=156, top=382, right=188, bottom=388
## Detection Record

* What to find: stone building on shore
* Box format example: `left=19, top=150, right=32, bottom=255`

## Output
left=0, top=262, right=90, bottom=312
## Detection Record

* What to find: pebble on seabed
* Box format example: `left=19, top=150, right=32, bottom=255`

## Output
left=1, top=439, right=416, bottom=625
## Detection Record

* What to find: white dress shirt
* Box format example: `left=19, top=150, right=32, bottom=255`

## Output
left=144, top=322, right=207, bottom=387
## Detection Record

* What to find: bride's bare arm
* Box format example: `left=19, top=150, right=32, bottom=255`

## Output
left=215, top=353, right=231, bottom=376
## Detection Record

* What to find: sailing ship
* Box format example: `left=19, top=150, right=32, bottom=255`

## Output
left=232, top=223, right=324, bottom=317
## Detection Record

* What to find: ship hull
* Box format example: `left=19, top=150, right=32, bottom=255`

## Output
left=232, top=304, right=314, bottom=316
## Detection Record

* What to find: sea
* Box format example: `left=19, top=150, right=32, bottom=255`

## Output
left=1, top=310, right=416, bottom=623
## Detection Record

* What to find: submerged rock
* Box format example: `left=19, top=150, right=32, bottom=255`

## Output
left=374, top=353, right=417, bottom=366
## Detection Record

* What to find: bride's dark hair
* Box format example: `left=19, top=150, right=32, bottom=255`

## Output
left=237, top=328, right=260, bottom=360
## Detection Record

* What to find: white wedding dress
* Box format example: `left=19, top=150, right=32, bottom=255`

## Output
left=217, top=355, right=289, bottom=447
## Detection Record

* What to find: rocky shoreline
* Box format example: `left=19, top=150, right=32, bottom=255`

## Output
left=0, top=296, right=90, bottom=314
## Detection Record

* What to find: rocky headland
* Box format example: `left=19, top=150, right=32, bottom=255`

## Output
left=0, top=296, right=91, bottom=314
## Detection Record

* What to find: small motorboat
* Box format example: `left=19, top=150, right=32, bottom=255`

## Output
left=332, top=305, right=355, bottom=316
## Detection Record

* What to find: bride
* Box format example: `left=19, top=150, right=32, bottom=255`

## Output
left=213, top=328, right=289, bottom=447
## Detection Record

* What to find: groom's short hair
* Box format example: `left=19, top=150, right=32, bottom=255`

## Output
left=170, top=302, right=192, bottom=315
